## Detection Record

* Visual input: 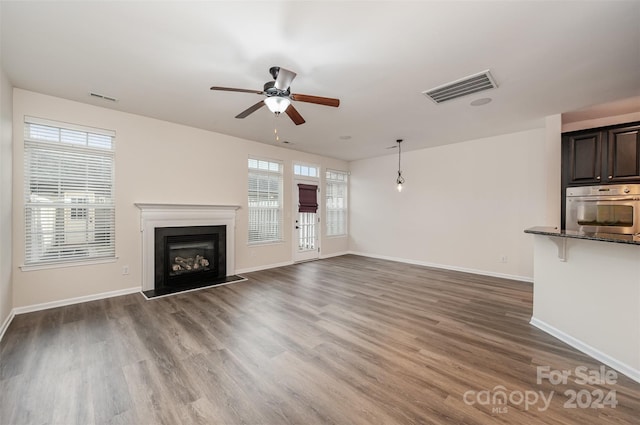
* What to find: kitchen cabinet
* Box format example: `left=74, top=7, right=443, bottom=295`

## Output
left=562, top=122, right=640, bottom=186
left=560, top=121, right=640, bottom=229
left=564, top=130, right=603, bottom=185
left=607, top=124, right=640, bottom=183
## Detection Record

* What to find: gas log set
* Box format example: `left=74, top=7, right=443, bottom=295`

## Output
left=171, top=255, right=210, bottom=274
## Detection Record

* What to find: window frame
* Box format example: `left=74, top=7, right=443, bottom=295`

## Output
left=22, top=116, right=116, bottom=269
left=247, top=156, right=284, bottom=245
left=325, top=169, right=348, bottom=237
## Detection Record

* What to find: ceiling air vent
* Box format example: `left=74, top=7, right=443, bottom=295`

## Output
left=89, top=92, right=118, bottom=102
left=422, top=70, right=497, bottom=104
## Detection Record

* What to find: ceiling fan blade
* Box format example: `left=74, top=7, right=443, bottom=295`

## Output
left=210, top=86, right=264, bottom=95
left=274, top=67, right=297, bottom=90
left=235, top=101, right=266, bottom=119
left=285, top=104, right=306, bottom=125
left=290, top=93, right=340, bottom=107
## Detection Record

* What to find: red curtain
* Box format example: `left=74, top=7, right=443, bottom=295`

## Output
left=298, top=184, right=318, bottom=213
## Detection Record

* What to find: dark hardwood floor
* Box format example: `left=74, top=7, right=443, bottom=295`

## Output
left=1, top=254, right=639, bottom=424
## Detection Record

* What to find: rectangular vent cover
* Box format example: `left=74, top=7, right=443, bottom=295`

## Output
left=423, top=70, right=497, bottom=104
left=89, top=92, right=118, bottom=102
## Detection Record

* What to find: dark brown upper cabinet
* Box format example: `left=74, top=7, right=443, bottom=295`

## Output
left=562, top=122, right=640, bottom=187
left=607, top=124, right=640, bottom=183
left=565, top=131, right=603, bottom=185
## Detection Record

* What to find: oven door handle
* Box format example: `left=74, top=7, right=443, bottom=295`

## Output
left=571, top=197, right=638, bottom=202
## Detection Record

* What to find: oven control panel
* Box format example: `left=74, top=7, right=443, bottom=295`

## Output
left=567, top=184, right=640, bottom=198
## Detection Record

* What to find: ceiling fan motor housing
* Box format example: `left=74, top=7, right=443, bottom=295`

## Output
left=263, top=81, right=290, bottom=97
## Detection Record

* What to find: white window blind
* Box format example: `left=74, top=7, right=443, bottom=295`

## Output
left=248, top=157, right=283, bottom=244
left=23, top=117, right=115, bottom=265
left=326, top=169, right=348, bottom=236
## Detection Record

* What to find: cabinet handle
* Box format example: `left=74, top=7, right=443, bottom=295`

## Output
left=596, top=176, right=601, bottom=180
left=609, top=175, right=613, bottom=179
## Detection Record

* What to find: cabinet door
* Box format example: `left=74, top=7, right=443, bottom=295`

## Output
left=607, top=124, right=640, bottom=183
left=567, top=131, right=602, bottom=185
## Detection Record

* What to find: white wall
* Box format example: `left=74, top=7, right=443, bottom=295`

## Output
left=0, top=65, right=14, bottom=329
left=349, top=128, right=548, bottom=281
left=531, top=235, right=640, bottom=382
left=12, top=89, right=348, bottom=308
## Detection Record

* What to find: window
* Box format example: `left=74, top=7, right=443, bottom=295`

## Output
left=23, top=117, right=115, bottom=266
left=248, top=157, right=283, bottom=244
left=326, top=169, right=348, bottom=236
left=69, top=197, right=88, bottom=219
left=293, top=163, right=319, bottom=178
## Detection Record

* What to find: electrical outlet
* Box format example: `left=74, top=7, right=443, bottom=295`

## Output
left=500, top=255, right=508, bottom=263
left=122, top=265, right=130, bottom=275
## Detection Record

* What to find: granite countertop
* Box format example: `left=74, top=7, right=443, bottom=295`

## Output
left=525, top=226, right=640, bottom=246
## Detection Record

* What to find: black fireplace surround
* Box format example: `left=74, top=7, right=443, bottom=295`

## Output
left=153, top=225, right=227, bottom=295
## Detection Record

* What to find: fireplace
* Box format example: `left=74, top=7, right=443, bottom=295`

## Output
left=154, top=225, right=226, bottom=291
left=135, top=203, right=244, bottom=298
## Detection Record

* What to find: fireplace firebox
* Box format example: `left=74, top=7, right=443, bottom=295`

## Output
left=154, top=225, right=226, bottom=292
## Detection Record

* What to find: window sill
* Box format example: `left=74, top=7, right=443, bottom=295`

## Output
left=247, top=240, right=285, bottom=247
left=20, top=257, right=118, bottom=272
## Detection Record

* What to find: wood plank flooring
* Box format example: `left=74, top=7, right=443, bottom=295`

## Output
left=1, top=254, right=639, bottom=424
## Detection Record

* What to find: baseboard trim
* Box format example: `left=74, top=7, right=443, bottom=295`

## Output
left=348, top=251, right=533, bottom=283
left=320, top=251, right=350, bottom=260
left=530, top=317, right=640, bottom=384
left=235, top=260, right=295, bottom=275
left=236, top=252, right=350, bottom=274
left=0, top=309, right=16, bottom=342
left=12, top=286, right=141, bottom=316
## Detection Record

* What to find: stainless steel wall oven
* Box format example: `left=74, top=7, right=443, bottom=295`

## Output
left=566, top=184, right=640, bottom=237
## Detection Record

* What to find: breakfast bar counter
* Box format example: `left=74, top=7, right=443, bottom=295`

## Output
left=525, top=227, right=640, bottom=383
left=525, top=226, right=640, bottom=245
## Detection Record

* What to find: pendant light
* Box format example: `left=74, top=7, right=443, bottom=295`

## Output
left=396, top=139, right=405, bottom=192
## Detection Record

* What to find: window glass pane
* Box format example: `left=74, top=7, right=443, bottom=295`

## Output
left=28, top=124, right=59, bottom=142
left=293, top=163, right=319, bottom=178
left=60, top=129, right=87, bottom=145
left=88, top=133, right=113, bottom=149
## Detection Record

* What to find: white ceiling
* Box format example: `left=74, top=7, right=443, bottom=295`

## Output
left=2, top=1, right=639, bottom=161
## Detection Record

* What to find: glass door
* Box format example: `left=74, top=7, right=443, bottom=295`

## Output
left=294, top=180, right=319, bottom=262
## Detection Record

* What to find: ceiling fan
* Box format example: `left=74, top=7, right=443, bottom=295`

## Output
left=210, top=66, right=340, bottom=125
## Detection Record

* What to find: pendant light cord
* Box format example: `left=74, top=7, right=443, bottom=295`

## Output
left=398, top=140, right=401, bottom=174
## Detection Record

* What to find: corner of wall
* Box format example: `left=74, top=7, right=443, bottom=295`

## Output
left=0, top=64, right=15, bottom=335
left=544, top=114, right=562, bottom=228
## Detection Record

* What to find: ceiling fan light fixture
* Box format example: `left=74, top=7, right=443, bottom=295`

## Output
left=264, top=96, right=291, bottom=114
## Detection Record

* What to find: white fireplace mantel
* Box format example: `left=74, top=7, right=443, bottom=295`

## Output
left=135, top=203, right=241, bottom=291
